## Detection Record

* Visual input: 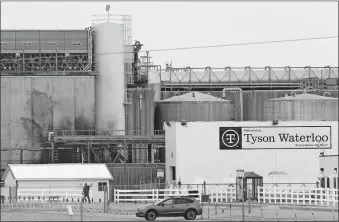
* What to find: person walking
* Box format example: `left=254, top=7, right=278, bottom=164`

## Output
left=82, top=183, right=92, bottom=203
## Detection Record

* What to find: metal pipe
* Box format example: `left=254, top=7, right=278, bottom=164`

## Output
left=222, top=88, right=243, bottom=121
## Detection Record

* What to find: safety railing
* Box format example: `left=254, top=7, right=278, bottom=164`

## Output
left=0, top=57, right=100, bottom=75
left=114, top=188, right=201, bottom=203
left=258, top=187, right=339, bottom=206
left=53, top=129, right=164, bottom=137
left=160, top=66, right=339, bottom=85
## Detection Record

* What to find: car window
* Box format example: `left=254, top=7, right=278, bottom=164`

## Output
left=174, top=198, right=194, bottom=204
left=161, top=199, right=174, bottom=205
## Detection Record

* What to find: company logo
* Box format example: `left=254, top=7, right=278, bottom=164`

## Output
left=219, top=127, right=242, bottom=150
left=222, top=130, right=240, bottom=147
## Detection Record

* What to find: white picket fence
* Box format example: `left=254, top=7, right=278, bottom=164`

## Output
left=16, top=188, right=88, bottom=202
left=1, top=188, right=92, bottom=203
left=258, top=187, right=339, bottom=206
left=114, top=186, right=339, bottom=207
left=114, top=189, right=201, bottom=203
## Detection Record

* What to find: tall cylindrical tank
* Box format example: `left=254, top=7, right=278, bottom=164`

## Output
left=93, top=23, right=125, bottom=131
left=148, top=69, right=161, bottom=102
left=155, top=92, right=233, bottom=130
left=265, top=93, right=338, bottom=121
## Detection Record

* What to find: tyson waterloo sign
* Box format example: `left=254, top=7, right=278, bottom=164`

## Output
left=219, top=126, right=332, bottom=150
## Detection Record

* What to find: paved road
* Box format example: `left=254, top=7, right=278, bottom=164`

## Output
left=1, top=203, right=337, bottom=221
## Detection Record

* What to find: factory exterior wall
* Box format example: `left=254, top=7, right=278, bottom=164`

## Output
left=0, top=76, right=95, bottom=169
left=319, top=155, right=338, bottom=177
left=161, top=90, right=338, bottom=121
left=125, top=88, right=155, bottom=163
left=17, top=180, right=108, bottom=202
left=265, top=99, right=338, bottom=121
left=94, top=23, right=125, bottom=131
left=164, top=123, right=177, bottom=185
left=106, top=165, right=166, bottom=188
left=164, top=121, right=338, bottom=186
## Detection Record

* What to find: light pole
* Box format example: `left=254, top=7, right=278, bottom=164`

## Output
left=106, top=5, right=110, bottom=22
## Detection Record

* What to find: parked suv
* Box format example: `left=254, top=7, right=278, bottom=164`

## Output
left=136, top=196, right=202, bottom=221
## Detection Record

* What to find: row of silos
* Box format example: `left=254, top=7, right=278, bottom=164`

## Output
left=155, top=90, right=338, bottom=129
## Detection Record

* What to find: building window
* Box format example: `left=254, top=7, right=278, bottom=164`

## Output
left=72, top=42, right=81, bottom=47
left=98, top=182, right=107, bottom=191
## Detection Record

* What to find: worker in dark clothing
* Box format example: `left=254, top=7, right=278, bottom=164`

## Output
left=82, top=183, right=92, bottom=203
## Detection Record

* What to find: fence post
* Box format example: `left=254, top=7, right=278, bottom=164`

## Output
left=275, top=202, right=279, bottom=222
left=80, top=200, right=83, bottom=222
left=310, top=206, right=316, bottom=222
left=104, top=186, right=108, bottom=213
left=293, top=204, right=298, bottom=222
left=326, top=188, right=330, bottom=206
left=8, top=186, right=12, bottom=204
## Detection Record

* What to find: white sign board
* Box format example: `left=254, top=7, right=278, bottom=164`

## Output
left=157, top=169, right=164, bottom=179
left=220, top=126, right=332, bottom=150
left=67, top=205, right=74, bottom=215
left=236, top=169, right=244, bottom=178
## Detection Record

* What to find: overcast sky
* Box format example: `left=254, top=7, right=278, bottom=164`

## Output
left=2, top=2, right=338, bottom=67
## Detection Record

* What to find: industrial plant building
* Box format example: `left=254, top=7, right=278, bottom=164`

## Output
left=1, top=14, right=338, bottom=191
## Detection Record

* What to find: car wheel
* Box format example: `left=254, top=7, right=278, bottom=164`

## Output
left=185, top=209, right=197, bottom=220
left=145, top=210, right=157, bottom=221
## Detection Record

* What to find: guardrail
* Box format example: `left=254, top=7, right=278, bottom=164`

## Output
left=114, top=188, right=201, bottom=203
left=54, top=129, right=165, bottom=137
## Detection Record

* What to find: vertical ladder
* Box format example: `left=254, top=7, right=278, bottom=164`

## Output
left=53, top=149, right=59, bottom=163
left=72, top=149, right=79, bottom=163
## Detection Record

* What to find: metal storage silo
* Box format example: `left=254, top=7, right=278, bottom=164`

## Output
left=155, top=92, right=233, bottom=130
left=93, top=23, right=125, bottom=131
left=266, top=92, right=338, bottom=121
left=148, top=69, right=161, bottom=102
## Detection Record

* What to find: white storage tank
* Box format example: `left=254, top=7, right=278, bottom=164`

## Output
left=155, top=92, right=233, bottom=130
left=93, top=23, right=125, bottom=132
left=266, top=93, right=338, bottom=121
left=148, top=69, right=161, bottom=102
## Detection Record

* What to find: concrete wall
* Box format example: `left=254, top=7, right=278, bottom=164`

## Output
left=1, top=76, right=96, bottom=169
left=165, top=121, right=338, bottom=186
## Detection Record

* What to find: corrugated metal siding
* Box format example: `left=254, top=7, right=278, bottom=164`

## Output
left=107, top=165, right=166, bottom=189
left=125, top=89, right=155, bottom=163
left=1, top=31, right=16, bottom=40
left=15, top=31, right=39, bottom=41
left=39, top=31, right=65, bottom=40
left=1, top=30, right=88, bottom=52
left=0, top=76, right=95, bottom=168
left=265, top=99, right=338, bottom=121
left=155, top=101, right=233, bottom=130
left=161, top=90, right=337, bottom=121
